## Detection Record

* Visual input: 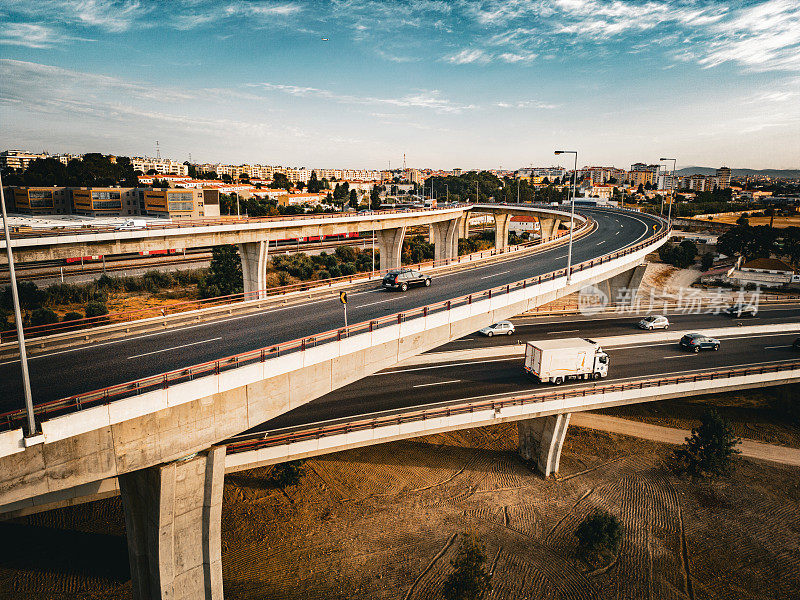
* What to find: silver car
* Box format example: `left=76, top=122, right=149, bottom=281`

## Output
left=638, top=315, right=669, bottom=330
left=479, top=321, right=515, bottom=337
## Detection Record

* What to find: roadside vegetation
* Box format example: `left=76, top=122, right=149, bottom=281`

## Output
left=575, top=509, right=622, bottom=567
left=672, top=409, right=742, bottom=479
left=442, top=533, right=491, bottom=600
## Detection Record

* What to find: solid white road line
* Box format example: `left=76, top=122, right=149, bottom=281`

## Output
left=765, top=345, right=792, bottom=349
left=127, top=337, right=222, bottom=360
left=550, top=329, right=579, bottom=334
left=412, top=380, right=461, bottom=388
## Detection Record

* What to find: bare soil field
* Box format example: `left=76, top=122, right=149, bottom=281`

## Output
left=694, top=213, right=800, bottom=229
left=1, top=424, right=799, bottom=599
left=600, top=386, right=800, bottom=448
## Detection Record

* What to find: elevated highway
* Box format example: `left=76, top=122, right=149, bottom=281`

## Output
left=0, top=204, right=667, bottom=600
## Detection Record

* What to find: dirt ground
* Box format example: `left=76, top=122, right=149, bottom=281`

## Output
left=694, top=213, right=800, bottom=229
left=600, top=386, right=800, bottom=448
left=2, top=422, right=799, bottom=600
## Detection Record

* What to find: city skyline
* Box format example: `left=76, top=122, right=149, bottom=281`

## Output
left=1, top=0, right=799, bottom=169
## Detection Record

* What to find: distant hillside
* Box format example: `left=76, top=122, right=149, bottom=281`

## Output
left=675, top=167, right=800, bottom=179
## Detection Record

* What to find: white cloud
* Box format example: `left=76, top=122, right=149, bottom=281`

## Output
left=0, top=23, right=93, bottom=48
left=445, top=48, right=490, bottom=64
left=254, top=82, right=478, bottom=113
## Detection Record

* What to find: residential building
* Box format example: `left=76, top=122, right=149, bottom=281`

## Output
left=729, top=257, right=800, bottom=288
left=716, top=166, right=732, bottom=189
left=131, top=157, right=189, bottom=176
left=452, top=168, right=463, bottom=177
left=71, top=187, right=141, bottom=216
left=0, top=150, right=50, bottom=171
left=5, top=186, right=70, bottom=214
left=508, top=215, right=541, bottom=235
left=142, top=188, right=207, bottom=219
left=627, top=170, right=655, bottom=187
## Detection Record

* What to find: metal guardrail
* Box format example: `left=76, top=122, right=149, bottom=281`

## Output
left=0, top=209, right=661, bottom=432
left=226, top=359, right=800, bottom=455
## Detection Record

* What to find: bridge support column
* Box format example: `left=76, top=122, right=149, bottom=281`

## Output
left=119, top=447, right=225, bottom=600
left=493, top=213, right=512, bottom=250
left=538, top=216, right=562, bottom=241
left=597, top=263, right=647, bottom=306
left=518, top=414, right=571, bottom=477
left=376, top=226, right=405, bottom=271
left=238, top=241, right=268, bottom=300
left=458, top=214, right=470, bottom=238
left=431, top=218, right=460, bottom=263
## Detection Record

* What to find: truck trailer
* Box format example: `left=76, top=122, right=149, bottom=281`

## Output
left=524, top=338, right=609, bottom=384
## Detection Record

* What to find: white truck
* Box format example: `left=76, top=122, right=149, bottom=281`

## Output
left=524, top=338, right=609, bottom=384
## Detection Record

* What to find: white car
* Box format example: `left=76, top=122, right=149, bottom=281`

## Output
left=479, top=321, right=515, bottom=337
left=638, top=315, right=669, bottom=330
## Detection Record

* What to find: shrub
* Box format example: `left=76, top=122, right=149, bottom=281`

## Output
left=1, top=281, right=43, bottom=310
left=316, top=270, right=331, bottom=280
left=63, top=311, right=83, bottom=322
left=673, top=409, right=742, bottom=478
left=334, top=245, right=357, bottom=263
left=340, top=262, right=357, bottom=276
left=700, top=252, right=714, bottom=271
left=199, top=245, right=243, bottom=298
left=85, top=301, right=109, bottom=319
left=143, top=270, right=173, bottom=293
left=575, top=510, right=622, bottom=560
left=269, top=460, right=305, bottom=487
left=328, top=264, right=342, bottom=278
left=442, top=533, right=491, bottom=600
left=30, top=307, right=59, bottom=327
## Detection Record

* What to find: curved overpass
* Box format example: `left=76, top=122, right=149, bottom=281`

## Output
left=0, top=206, right=651, bottom=411
left=0, top=204, right=668, bottom=600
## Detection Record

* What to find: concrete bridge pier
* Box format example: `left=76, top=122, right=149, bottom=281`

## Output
left=518, top=414, right=571, bottom=477
left=538, top=216, right=562, bottom=241
left=431, top=218, right=460, bottom=263
left=376, top=226, right=406, bottom=271
left=238, top=241, right=268, bottom=299
left=596, top=263, right=648, bottom=307
left=458, top=214, right=470, bottom=239
left=119, top=447, right=225, bottom=600
left=493, top=213, right=512, bottom=250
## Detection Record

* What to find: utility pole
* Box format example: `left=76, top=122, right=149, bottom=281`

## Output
left=0, top=173, right=37, bottom=436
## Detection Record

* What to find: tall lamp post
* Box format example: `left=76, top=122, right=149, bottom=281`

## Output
left=554, top=150, right=578, bottom=283
left=0, top=174, right=37, bottom=436
left=660, top=157, right=677, bottom=228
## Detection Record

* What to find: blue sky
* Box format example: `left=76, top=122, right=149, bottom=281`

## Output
left=1, top=0, right=798, bottom=170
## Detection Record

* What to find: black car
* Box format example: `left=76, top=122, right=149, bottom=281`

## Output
left=725, top=303, right=758, bottom=317
left=679, top=333, right=721, bottom=352
left=382, top=268, right=431, bottom=291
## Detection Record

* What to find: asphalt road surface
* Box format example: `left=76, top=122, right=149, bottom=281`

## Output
left=0, top=208, right=661, bottom=411
left=259, top=319, right=800, bottom=432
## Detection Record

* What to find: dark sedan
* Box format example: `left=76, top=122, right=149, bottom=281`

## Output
left=382, top=268, right=431, bottom=291
left=679, top=333, right=721, bottom=352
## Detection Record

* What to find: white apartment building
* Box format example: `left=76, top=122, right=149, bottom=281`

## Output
left=131, top=157, right=189, bottom=176
left=0, top=150, right=50, bottom=170
left=517, top=166, right=567, bottom=180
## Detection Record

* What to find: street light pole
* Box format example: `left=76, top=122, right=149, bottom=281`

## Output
left=0, top=173, right=37, bottom=436
left=660, top=157, right=677, bottom=229
left=554, top=150, right=578, bottom=284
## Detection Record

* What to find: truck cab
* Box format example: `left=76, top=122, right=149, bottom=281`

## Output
left=524, top=338, right=609, bottom=385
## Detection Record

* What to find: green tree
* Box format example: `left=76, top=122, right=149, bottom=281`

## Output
left=30, top=307, right=59, bottom=327
left=442, top=533, right=491, bottom=600
left=199, top=245, right=243, bottom=298
left=269, top=460, right=306, bottom=487
left=85, top=301, right=109, bottom=318
left=575, top=510, right=622, bottom=561
left=270, top=173, right=292, bottom=191
left=700, top=252, right=714, bottom=271
left=349, top=188, right=358, bottom=208
left=673, top=409, right=741, bottom=478
left=370, top=186, right=382, bottom=209
left=307, top=171, right=322, bottom=193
